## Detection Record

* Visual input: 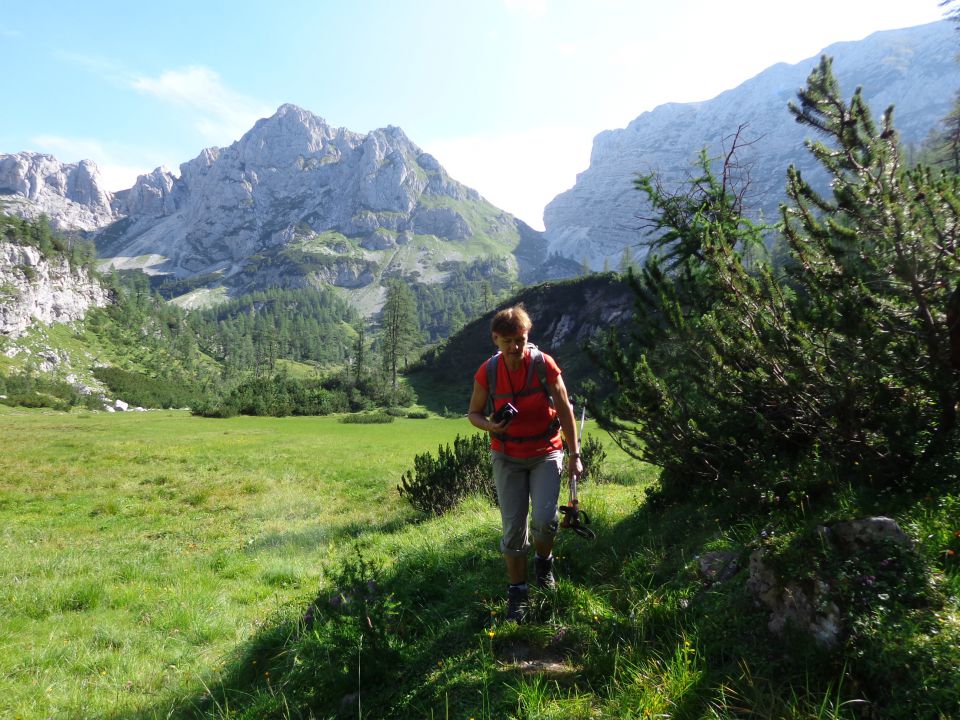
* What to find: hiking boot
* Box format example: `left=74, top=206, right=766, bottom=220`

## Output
left=535, top=555, right=556, bottom=589
left=506, top=584, right=528, bottom=623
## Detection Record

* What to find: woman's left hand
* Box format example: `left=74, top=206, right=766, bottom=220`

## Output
left=569, top=456, right=584, bottom=482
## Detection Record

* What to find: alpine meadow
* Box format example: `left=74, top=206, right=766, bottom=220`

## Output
left=2, top=7, right=960, bottom=720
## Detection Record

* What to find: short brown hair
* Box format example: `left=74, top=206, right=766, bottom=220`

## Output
left=491, top=304, right=533, bottom=335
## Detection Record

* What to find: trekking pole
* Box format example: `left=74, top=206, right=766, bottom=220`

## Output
left=571, top=403, right=586, bottom=503
left=560, top=403, right=595, bottom=540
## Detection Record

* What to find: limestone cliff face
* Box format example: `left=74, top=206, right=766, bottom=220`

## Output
left=96, top=104, right=530, bottom=297
left=0, top=242, right=111, bottom=339
left=0, top=153, right=116, bottom=232
left=1, top=105, right=541, bottom=310
left=544, top=21, right=960, bottom=270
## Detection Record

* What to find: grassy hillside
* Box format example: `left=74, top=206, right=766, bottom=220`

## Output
left=407, top=273, right=633, bottom=412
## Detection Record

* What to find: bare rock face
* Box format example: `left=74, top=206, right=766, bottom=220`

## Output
left=0, top=153, right=116, bottom=231
left=0, top=242, right=111, bottom=338
left=544, top=21, right=960, bottom=270
left=2, top=105, right=539, bottom=312
left=114, top=167, right=179, bottom=218
left=91, top=104, right=525, bottom=298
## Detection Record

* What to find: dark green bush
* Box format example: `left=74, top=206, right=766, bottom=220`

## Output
left=0, top=372, right=87, bottom=411
left=290, top=548, right=401, bottom=707
left=0, top=392, right=70, bottom=412
left=194, top=374, right=350, bottom=417
left=190, top=397, right=239, bottom=418
left=398, top=433, right=494, bottom=515
left=406, top=410, right=429, bottom=419
left=339, top=412, right=395, bottom=424
left=93, top=366, right=195, bottom=409
left=575, top=434, right=608, bottom=485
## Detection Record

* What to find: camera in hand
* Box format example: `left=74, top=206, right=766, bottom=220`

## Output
left=491, top=402, right=518, bottom=425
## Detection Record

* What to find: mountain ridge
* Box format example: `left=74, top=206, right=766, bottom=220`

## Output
left=1, top=105, right=547, bottom=314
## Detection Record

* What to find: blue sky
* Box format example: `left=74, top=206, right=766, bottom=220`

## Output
left=0, top=0, right=948, bottom=229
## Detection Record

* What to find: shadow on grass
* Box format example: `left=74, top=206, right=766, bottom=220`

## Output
left=120, top=490, right=733, bottom=720
left=118, top=482, right=960, bottom=720
left=243, top=514, right=415, bottom=555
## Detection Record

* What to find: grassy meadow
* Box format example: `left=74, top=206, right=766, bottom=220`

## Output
left=0, top=407, right=458, bottom=717
left=2, top=406, right=958, bottom=719
left=0, top=406, right=645, bottom=718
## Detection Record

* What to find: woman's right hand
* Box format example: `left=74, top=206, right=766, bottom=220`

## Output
left=487, top=417, right=510, bottom=433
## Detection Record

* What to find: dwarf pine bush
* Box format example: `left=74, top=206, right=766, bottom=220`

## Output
left=593, top=56, right=960, bottom=507
left=397, top=432, right=494, bottom=515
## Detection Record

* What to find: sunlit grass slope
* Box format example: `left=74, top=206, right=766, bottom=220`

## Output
left=2, top=407, right=957, bottom=719
left=0, top=408, right=486, bottom=718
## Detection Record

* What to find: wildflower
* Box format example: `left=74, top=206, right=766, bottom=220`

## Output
left=487, top=630, right=495, bottom=638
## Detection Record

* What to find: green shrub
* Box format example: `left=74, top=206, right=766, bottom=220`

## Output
left=195, top=374, right=349, bottom=417
left=339, top=412, right=395, bottom=424
left=293, top=548, right=401, bottom=703
left=0, top=372, right=85, bottom=411
left=398, top=432, right=494, bottom=515
left=0, top=392, right=70, bottom=412
left=576, top=433, right=608, bottom=485
left=190, top=397, right=239, bottom=418
left=406, top=410, right=429, bottom=419
left=593, top=58, right=960, bottom=508
left=93, top=366, right=195, bottom=409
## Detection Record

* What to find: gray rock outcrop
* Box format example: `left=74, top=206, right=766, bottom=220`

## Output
left=1, top=105, right=542, bottom=312
left=544, top=21, right=960, bottom=270
left=747, top=548, right=843, bottom=647
left=0, top=153, right=116, bottom=231
left=0, top=241, right=111, bottom=338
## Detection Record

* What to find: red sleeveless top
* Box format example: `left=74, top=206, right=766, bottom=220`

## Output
left=474, top=348, right=563, bottom=458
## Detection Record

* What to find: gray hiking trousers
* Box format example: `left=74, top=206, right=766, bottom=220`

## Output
left=492, top=450, right=563, bottom=556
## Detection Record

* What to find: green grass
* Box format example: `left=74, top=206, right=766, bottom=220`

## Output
left=0, top=408, right=480, bottom=718
left=2, top=407, right=957, bottom=719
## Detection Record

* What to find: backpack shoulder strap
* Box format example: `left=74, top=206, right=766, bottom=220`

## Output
left=525, top=344, right=554, bottom=406
left=484, top=352, right=501, bottom=416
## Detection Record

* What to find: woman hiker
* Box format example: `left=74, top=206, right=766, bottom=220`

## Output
left=467, top=304, right=583, bottom=622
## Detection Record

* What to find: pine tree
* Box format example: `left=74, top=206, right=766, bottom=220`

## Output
left=352, top=324, right=367, bottom=384
left=380, top=280, right=419, bottom=391
left=592, top=55, right=960, bottom=504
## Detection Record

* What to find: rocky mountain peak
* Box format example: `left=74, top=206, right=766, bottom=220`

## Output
left=75, top=104, right=530, bottom=309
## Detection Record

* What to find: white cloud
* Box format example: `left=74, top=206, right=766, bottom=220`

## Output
left=131, top=66, right=273, bottom=145
left=423, top=126, right=595, bottom=231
